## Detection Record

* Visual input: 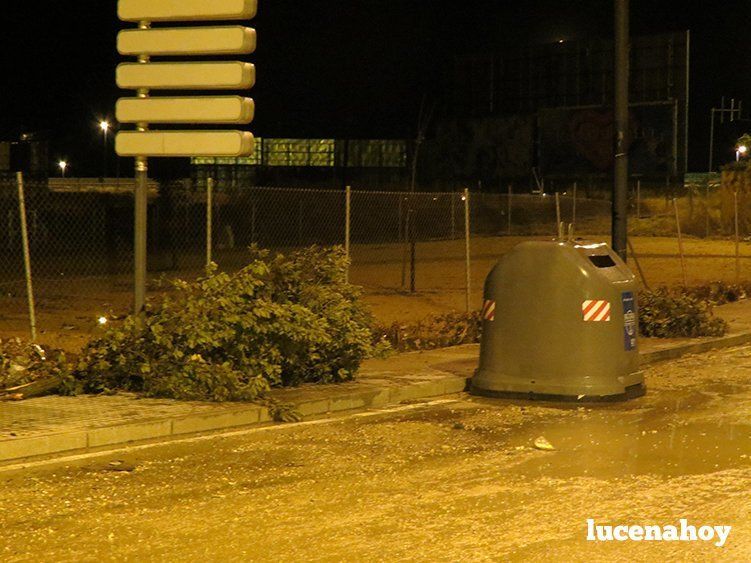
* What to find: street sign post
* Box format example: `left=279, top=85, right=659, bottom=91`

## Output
left=116, top=0, right=257, bottom=321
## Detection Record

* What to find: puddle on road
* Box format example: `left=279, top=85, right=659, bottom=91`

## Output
left=509, top=414, right=751, bottom=478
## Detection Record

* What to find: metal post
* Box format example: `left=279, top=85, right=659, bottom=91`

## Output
left=555, top=191, right=562, bottom=239
left=613, top=0, right=630, bottom=260
left=684, top=30, right=690, bottom=178
left=401, top=198, right=409, bottom=289
left=297, top=199, right=303, bottom=246
left=705, top=180, right=711, bottom=238
left=450, top=193, right=456, bottom=240
left=134, top=19, right=150, bottom=325
left=507, top=183, right=513, bottom=236
left=636, top=179, right=641, bottom=218
left=206, top=177, right=213, bottom=272
left=251, top=201, right=257, bottom=243
left=709, top=109, right=716, bottom=172
left=735, top=190, right=740, bottom=284
left=464, top=188, right=471, bottom=313
left=15, top=172, right=36, bottom=342
left=627, top=238, right=651, bottom=291
left=345, top=185, right=351, bottom=282
left=134, top=157, right=148, bottom=321
left=409, top=206, right=416, bottom=293
left=102, top=127, right=108, bottom=180
left=572, top=181, right=578, bottom=233
left=673, top=198, right=688, bottom=288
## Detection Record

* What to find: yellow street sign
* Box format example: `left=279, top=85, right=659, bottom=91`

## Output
left=116, top=96, right=255, bottom=124
left=118, top=0, right=257, bottom=22
left=116, top=131, right=255, bottom=157
left=117, top=61, right=255, bottom=90
left=118, top=26, right=256, bottom=56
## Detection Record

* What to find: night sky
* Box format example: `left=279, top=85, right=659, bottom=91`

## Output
left=1, top=0, right=750, bottom=175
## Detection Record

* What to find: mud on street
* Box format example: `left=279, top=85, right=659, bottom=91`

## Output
left=2, top=347, right=751, bottom=561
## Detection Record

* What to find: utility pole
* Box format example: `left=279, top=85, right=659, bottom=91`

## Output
left=613, top=0, right=629, bottom=260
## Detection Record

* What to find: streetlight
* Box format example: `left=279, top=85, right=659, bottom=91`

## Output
left=736, top=145, right=748, bottom=162
left=100, top=120, right=110, bottom=178
left=58, top=160, right=68, bottom=177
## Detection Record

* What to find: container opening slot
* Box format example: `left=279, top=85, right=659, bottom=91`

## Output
left=589, top=255, right=616, bottom=268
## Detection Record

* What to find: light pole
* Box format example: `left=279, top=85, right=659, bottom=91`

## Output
left=100, top=120, right=110, bottom=179
left=58, top=160, right=67, bottom=177
left=613, top=0, right=630, bottom=261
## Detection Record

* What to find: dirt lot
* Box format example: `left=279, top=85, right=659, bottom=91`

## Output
left=1, top=235, right=750, bottom=352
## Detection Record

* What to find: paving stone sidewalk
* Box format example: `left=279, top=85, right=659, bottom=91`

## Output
left=3, top=298, right=751, bottom=464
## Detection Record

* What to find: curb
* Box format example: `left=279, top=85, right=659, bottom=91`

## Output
left=0, top=373, right=468, bottom=465
left=639, top=331, right=751, bottom=366
left=3, top=331, right=751, bottom=466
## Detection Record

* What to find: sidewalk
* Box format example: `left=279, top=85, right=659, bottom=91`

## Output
left=3, top=299, right=751, bottom=465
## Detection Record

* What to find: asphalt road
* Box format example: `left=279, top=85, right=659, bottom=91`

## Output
left=2, top=347, right=751, bottom=561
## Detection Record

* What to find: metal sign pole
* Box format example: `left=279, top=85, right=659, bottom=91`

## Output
left=134, top=156, right=148, bottom=322
left=206, top=177, right=214, bottom=271
left=134, top=18, right=150, bottom=324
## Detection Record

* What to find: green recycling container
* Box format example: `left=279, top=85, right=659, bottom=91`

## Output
left=471, top=240, right=645, bottom=401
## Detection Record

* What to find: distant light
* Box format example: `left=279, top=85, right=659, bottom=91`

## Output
left=739, top=145, right=748, bottom=155
left=100, top=120, right=110, bottom=132
left=558, top=39, right=565, bottom=44
left=58, top=160, right=67, bottom=171
left=98, top=316, right=108, bottom=325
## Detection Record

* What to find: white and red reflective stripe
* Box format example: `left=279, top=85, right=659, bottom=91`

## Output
left=582, top=299, right=611, bottom=322
left=482, top=299, right=496, bottom=321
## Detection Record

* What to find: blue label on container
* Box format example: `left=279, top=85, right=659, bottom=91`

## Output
left=622, top=291, right=637, bottom=351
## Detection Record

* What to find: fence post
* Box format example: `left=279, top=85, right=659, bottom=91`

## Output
left=345, top=185, right=351, bottom=283
left=673, top=198, right=688, bottom=288
left=507, top=183, right=513, bottom=236
left=450, top=193, right=456, bottom=239
left=636, top=179, right=641, bottom=219
left=15, top=172, right=36, bottom=342
left=735, top=190, right=741, bottom=284
left=705, top=180, right=710, bottom=239
left=297, top=199, right=303, bottom=246
left=572, top=181, right=578, bottom=234
left=206, top=177, right=213, bottom=272
left=464, top=188, right=471, bottom=313
left=251, top=200, right=257, bottom=243
left=627, top=238, right=651, bottom=291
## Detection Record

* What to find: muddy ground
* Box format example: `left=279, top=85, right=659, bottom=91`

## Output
left=1, top=346, right=750, bottom=561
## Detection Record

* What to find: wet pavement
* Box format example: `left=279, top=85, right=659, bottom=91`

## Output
left=2, top=347, right=751, bottom=561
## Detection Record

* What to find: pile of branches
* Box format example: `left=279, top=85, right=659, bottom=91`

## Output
left=0, top=338, right=71, bottom=401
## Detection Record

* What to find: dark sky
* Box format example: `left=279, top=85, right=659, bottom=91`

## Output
left=1, top=0, right=750, bottom=174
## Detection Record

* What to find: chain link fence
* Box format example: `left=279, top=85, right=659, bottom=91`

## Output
left=1, top=172, right=750, bottom=349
